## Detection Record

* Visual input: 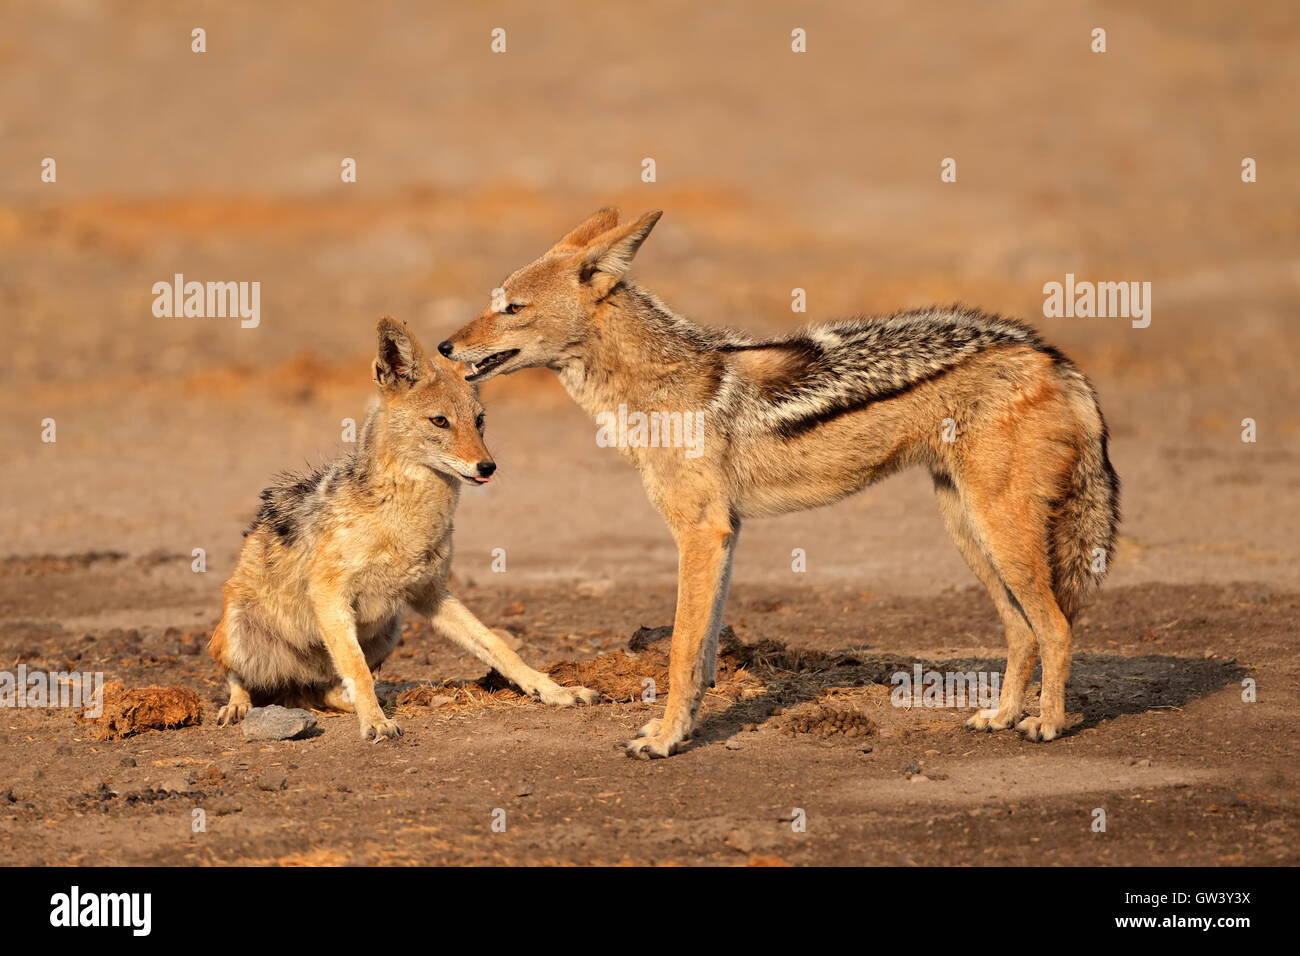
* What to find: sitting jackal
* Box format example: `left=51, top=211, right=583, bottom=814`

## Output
left=209, top=317, right=596, bottom=740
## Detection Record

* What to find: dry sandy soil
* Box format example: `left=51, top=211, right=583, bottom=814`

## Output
left=0, top=1, right=1296, bottom=865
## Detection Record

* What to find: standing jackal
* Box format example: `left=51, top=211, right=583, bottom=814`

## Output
left=209, top=317, right=597, bottom=741
left=440, top=208, right=1119, bottom=758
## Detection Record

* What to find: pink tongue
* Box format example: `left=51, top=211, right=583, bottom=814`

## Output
left=475, top=477, right=492, bottom=484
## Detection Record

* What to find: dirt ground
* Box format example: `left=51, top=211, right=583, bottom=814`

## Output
left=1, top=1, right=1297, bottom=866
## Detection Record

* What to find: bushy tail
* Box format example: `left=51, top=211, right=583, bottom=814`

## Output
left=1049, top=367, right=1120, bottom=622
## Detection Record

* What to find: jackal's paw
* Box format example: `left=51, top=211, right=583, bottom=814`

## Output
left=965, top=709, right=1020, bottom=732
left=623, top=718, right=686, bottom=760
left=1015, top=715, right=1065, bottom=742
left=360, top=714, right=403, bottom=742
left=217, top=702, right=250, bottom=726
left=539, top=683, right=600, bottom=707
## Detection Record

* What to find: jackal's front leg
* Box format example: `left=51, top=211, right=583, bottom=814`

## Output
left=431, top=594, right=599, bottom=706
left=626, top=520, right=737, bottom=759
left=310, top=587, right=402, bottom=741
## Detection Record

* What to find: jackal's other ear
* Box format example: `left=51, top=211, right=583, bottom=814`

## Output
left=548, top=206, right=621, bottom=254
left=578, top=210, right=662, bottom=297
left=373, top=316, right=429, bottom=388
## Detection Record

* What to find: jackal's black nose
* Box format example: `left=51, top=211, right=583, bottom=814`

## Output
left=476, top=461, right=497, bottom=477
left=437, top=340, right=454, bottom=357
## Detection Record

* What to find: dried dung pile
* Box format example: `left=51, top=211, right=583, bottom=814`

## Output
left=773, top=700, right=877, bottom=739
left=545, top=626, right=768, bottom=703
left=398, top=625, right=777, bottom=713
left=86, top=681, right=203, bottom=740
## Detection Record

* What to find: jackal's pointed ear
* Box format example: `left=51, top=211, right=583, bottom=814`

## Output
left=373, top=317, right=429, bottom=389
left=578, top=210, right=662, bottom=297
left=548, top=207, right=621, bottom=254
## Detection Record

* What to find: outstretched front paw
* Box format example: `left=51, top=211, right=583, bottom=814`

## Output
left=624, top=717, right=686, bottom=759
left=539, top=683, right=600, bottom=707
left=360, top=714, right=403, bottom=742
left=965, top=708, right=1021, bottom=732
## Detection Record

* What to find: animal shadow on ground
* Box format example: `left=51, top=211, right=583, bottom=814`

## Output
left=690, top=639, right=1247, bottom=747
left=386, top=622, right=1246, bottom=750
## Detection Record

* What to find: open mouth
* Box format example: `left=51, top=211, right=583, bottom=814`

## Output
left=464, top=349, right=519, bottom=381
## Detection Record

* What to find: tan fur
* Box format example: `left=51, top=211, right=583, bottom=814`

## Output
left=209, top=317, right=597, bottom=740
left=441, top=209, right=1119, bottom=756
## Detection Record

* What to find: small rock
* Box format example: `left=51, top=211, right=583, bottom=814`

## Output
left=257, top=775, right=287, bottom=792
left=241, top=705, right=317, bottom=741
left=629, top=622, right=735, bottom=651
left=909, top=774, right=932, bottom=784
left=629, top=624, right=673, bottom=651
left=724, top=737, right=744, bottom=750
left=514, top=781, right=534, bottom=797
left=119, top=757, right=137, bottom=768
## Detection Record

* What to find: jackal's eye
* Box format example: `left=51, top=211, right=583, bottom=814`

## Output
left=504, top=302, right=525, bottom=315
left=475, top=413, right=486, bottom=432
left=429, top=416, right=449, bottom=429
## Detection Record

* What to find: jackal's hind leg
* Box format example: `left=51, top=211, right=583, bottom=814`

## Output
left=934, top=477, right=1037, bottom=732
left=321, top=681, right=357, bottom=712
left=952, top=475, right=1073, bottom=743
left=286, top=680, right=359, bottom=713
